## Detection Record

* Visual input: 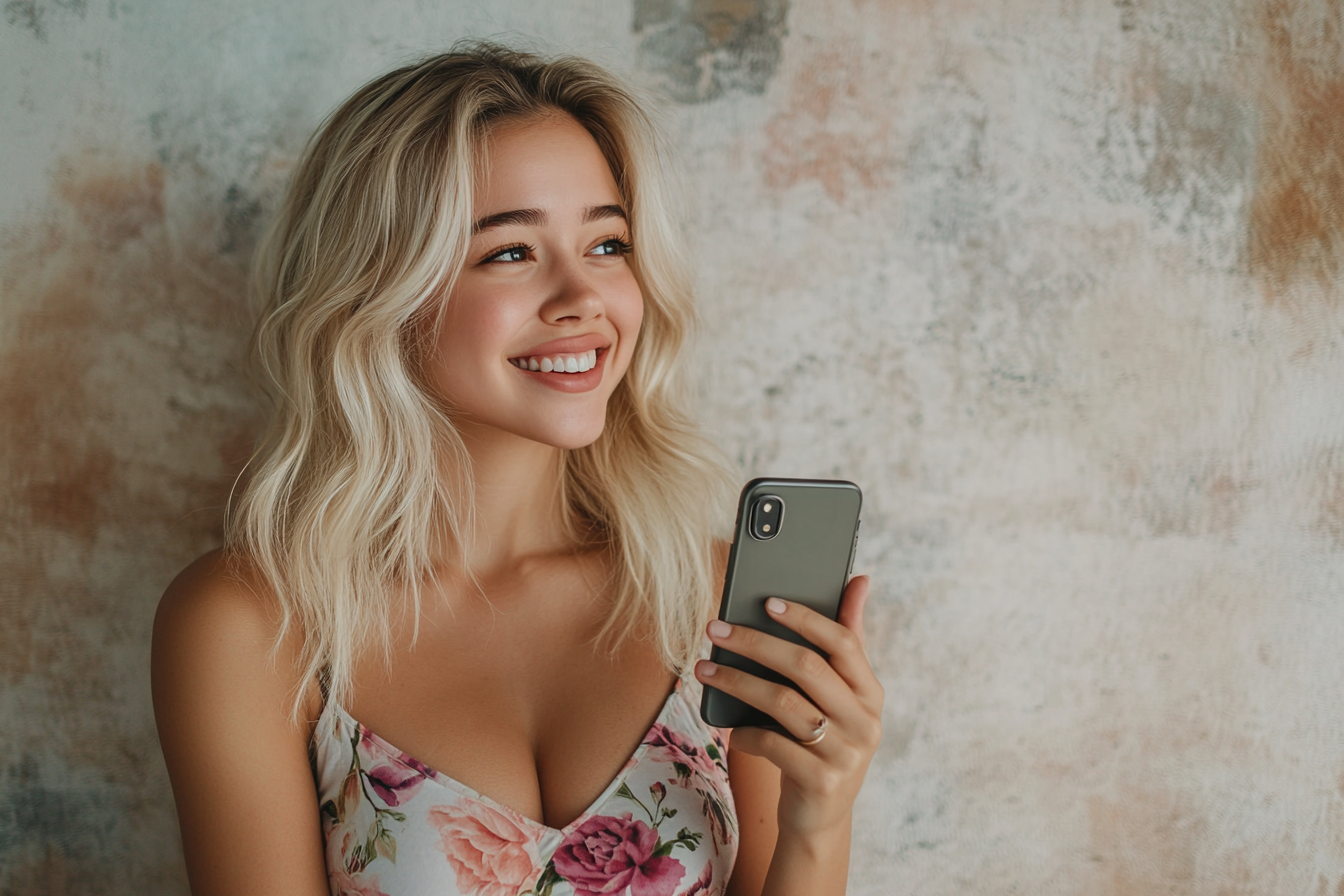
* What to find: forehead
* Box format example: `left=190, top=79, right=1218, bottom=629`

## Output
left=473, top=113, right=622, bottom=216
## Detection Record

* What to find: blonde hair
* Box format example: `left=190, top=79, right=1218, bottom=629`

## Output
left=227, top=43, right=733, bottom=715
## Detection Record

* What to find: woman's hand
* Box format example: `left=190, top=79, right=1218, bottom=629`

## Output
left=695, top=575, right=883, bottom=840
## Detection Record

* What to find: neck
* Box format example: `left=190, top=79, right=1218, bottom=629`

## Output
left=451, top=421, right=575, bottom=577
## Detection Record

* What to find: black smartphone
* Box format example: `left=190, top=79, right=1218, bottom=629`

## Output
left=700, top=477, right=863, bottom=730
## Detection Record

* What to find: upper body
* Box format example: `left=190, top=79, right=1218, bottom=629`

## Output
left=152, top=44, right=883, bottom=896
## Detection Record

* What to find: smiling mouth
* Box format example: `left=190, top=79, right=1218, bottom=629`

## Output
left=508, top=348, right=599, bottom=374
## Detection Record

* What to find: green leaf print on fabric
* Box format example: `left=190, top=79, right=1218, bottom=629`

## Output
left=639, top=724, right=737, bottom=855
left=326, top=720, right=422, bottom=875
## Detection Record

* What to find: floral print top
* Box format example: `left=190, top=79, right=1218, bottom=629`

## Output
left=311, top=676, right=738, bottom=896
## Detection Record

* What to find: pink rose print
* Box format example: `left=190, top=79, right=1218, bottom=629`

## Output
left=353, top=725, right=432, bottom=807
left=328, top=868, right=393, bottom=896
left=328, top=830, right=354, bottom=874
left=329, top=828, right=365, bottom=876
left=642, top=724, right=717, bottom=776
left=328, top=830, right=393, bottom=894
left=364, top=761, right=426, bottom=807
left=429, top=803, right=543, bottom=896
left=682, top=862, right=715, bottom=896
left=698, top=787, right=734, bottom=853
left=553, top=813, right=686, bottom=896
left=358, top=728, right=434, bottom=774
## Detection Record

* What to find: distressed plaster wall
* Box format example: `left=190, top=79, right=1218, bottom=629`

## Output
left=2, top=0, right=1342, bottom=893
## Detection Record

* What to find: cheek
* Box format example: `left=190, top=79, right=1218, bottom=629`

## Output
left=422, top=290, right=521, bottom=411
left=614, top=276, right=645, bottom=360
left=435, top=287, right=520, bottom=366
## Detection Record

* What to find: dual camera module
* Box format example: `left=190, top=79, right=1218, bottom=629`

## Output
left=749, top=495, right=785, bottom=540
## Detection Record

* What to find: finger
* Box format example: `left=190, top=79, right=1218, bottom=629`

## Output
left=705, top=619, right=861, bottom=727
left=835, top=575, right=870, bottom=651
left=727, top=724, right=822, bottom=778
left=764, top=594, right=882, bottom=704
left=695, top=659, right=829, bottom=744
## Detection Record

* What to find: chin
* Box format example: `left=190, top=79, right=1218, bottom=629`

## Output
left=511, top=412, right=608, bottom=452
left=546, top=423, right=608, bottom=452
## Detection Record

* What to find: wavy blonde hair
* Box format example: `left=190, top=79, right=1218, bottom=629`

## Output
left=227, top=43, right=733, bottom=715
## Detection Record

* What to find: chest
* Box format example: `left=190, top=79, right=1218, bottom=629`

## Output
left=342, top=564, right=676, bottom=831
left=314, top=678, right=737, bottom=896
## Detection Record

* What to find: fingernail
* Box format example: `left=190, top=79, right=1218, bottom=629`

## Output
left=766, top=597, right=787, bottom=615
left=708, top=620, right=732, bottom=639
left=698, top=660, right=717, bottom=677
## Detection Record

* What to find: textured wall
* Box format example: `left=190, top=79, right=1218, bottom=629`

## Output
left=2, top=1, right=1343, bottom=893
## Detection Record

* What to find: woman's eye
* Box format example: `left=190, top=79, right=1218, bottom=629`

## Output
left=590, top=238, right=632, bottom=257
left=486, top=245, right=530, bottom=263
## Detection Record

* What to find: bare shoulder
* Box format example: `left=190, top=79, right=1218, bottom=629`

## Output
left=156, top=548, right=277, bottom=642
left=152, top=549, right=328, bottom=895
left=157, top=551, right=296, bottom=692
left=153, top=546, right=318, bottom=726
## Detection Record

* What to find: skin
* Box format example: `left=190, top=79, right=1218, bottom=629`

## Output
left=152, top=112, right=882, bottom=896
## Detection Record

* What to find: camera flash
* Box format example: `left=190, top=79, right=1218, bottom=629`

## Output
left=763, top=503, right=773, bottom=513
left=762, top=524, right=771, bottom=532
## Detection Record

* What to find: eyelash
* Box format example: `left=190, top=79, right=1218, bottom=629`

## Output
left=483, top=243, right=532, bottom=264
left=479, top=236, right=633, bottom=265
left=593, top=236, right=634, bottom=257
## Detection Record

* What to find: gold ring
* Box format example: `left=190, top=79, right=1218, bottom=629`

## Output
left=796, top=716, right=829, bottom=747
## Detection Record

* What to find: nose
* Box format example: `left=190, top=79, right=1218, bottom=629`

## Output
left=540, top=255, right=604, bottom=324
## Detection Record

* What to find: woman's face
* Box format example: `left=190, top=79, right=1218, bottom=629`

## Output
left=424, top=112, right=644, bottom=450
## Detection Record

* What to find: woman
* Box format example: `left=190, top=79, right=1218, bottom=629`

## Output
left=152, top=44, right=883, bottom=896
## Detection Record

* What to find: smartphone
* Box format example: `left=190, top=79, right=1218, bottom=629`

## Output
left=700, top=477, right=863, bottom=730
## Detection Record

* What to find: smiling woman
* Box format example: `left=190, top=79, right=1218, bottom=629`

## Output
left=150, top=43, right=881, bottom=896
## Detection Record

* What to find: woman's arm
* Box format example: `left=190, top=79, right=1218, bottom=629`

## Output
left=708, top=575, right=883, bottom=896
left=151, top=550, right=329, bottom=896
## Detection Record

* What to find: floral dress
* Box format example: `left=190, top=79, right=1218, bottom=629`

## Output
left=311, top=676, right=738, bottom=896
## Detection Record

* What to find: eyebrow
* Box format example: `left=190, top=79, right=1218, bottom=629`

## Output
left=471, top=204, right=627, bottom=234
left=583, top=204, right=627, bottom=225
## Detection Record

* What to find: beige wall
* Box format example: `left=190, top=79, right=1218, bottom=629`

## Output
left=2, top=1, right=1342, bottom=892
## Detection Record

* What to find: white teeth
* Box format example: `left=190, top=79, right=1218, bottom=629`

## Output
left=513, top=348, right=599, bottom=374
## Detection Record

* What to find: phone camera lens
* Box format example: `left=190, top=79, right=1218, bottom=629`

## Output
left=750, top=495, right=784, bottom=540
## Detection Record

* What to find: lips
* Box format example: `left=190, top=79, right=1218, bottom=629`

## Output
left=509, top=333, right=609, bottom=360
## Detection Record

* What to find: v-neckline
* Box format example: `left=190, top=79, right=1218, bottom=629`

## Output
left=326, top=679, right=685, bottom=837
